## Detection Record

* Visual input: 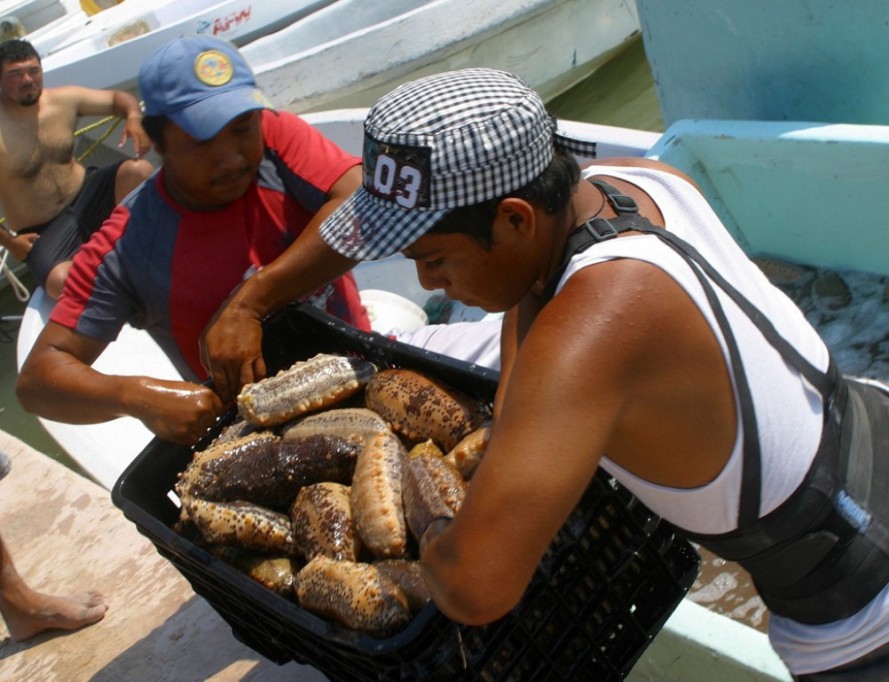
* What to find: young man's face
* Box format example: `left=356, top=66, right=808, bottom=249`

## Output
left=0, top=57, right=43, bottom=106
left=160, top=110, right=264, bottom=210
left=403, top=226, right=535, bottom=313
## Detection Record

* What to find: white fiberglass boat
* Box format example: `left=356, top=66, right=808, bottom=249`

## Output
left=34, top=0, right=338, bottom=91
left=244, top=0, right=641, bottom=113
left=52, top=0, right=641, bottom=157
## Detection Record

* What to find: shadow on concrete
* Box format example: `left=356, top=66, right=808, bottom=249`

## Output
left=88, top=596, right=328, bottom=682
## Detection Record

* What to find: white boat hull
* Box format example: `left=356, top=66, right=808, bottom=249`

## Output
left=0, top=0, right=78, bottom=35
left=60, top=0, right=640, bottom=156
left=247, top=0, right=641, bottom=113
left=38, top=0, right=337, bottom=92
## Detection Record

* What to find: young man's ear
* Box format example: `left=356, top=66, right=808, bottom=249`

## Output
left=497, top=197, right=535, bottom=235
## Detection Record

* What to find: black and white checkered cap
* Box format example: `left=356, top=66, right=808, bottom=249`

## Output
left=321, top=68, right=580, bottom=260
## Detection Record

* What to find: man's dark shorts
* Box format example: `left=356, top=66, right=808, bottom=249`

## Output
left=20, top=161, right=122, bottom=287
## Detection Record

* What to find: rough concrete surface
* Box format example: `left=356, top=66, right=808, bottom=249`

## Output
left=0, top=431, right=329, bottom=681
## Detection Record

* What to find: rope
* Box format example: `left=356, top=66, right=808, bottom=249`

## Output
left=0, top=114, right=126, bottom=306
left=75, top=114, right=123, bottom=162
left=0, top=243, right=29, bottom=302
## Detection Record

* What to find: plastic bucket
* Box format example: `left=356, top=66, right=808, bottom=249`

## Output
left=359, top=289, right=428, bottom=334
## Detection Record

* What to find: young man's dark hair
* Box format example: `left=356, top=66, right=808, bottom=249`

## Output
left=0, top=39, right=40, bottom=72
left=140, top=115, right=166, bottom=148
left=430, top=146, right=580, bottom=247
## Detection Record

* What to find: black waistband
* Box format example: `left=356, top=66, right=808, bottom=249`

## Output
left=686, top=376, right=889, bottom=623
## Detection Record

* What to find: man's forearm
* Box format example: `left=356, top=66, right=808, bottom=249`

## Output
left=232, top=228, right=359, bottom=320
left=18, top=364, right=138, bottom=425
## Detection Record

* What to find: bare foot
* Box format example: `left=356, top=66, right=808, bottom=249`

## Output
left=3, top=589, right=108, bottom=642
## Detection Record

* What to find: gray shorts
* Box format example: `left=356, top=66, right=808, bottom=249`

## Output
left=0, top=450, right=10, bottom=480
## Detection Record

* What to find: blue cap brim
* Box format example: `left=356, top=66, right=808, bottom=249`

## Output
left=168, top=86, right=271, bottom=141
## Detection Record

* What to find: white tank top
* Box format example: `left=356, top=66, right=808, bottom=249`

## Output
left=555, top=166, right=889, bottom=674
left=562, top=166, right=828, bottom=534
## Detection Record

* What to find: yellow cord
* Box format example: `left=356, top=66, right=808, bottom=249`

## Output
left=75, top=114, right=123, bottom=162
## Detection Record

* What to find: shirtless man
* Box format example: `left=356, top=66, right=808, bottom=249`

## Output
left=0, top=39, right=152, bottom=298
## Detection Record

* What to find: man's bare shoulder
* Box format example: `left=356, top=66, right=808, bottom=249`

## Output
left=39, top=85, right=86, bottom=108
left=41, top=85, right=114, bottom=115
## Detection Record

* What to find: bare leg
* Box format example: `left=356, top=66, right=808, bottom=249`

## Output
left=0, top=533, right=107, bottom=641
left=114, top=158, right=153, bottom=203
left=43, top=260, right=71, bottom=300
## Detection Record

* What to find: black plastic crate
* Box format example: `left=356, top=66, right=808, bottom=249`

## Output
left=112, top=303, right=700, bottom=681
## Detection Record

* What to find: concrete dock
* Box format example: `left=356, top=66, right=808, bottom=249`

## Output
left=0, top=430, right=327, bottom=682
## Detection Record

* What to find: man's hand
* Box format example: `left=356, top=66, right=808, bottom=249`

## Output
left=198, top=170, right=363, bottom=404
left=6, top=231, right=39, bottom=262
left=120, top=115, right=151, bottom=159
left=200, top=300, right=267, bottom=406
left=133, top=378, right=226, bottom=445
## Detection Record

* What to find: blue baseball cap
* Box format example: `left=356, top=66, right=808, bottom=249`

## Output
left=139, top=35, right=274, bottom=141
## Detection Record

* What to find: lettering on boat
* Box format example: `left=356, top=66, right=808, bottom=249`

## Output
left=195, top=6, right=253, bottom=36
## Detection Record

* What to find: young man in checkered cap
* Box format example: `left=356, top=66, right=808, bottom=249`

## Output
left=311, top=68, right=888, bottom=680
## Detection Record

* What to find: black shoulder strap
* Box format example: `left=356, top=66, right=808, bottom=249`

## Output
left=540, top=179, right=641, bottom=300
left=589, top=178, right=639, bottom=214
left=546, top=179, right=832, bottom=397
left=545, top=178, right=836, bottom=525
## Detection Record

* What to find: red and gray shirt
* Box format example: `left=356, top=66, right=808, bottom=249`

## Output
left=52, top=110, right=369, bottom=382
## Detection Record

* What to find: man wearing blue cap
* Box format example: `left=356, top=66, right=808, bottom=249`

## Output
left=16, top=35, right=372, bottom=444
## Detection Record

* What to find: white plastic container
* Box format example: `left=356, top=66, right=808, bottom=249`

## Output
left=359, top=289, right=428, bottom=334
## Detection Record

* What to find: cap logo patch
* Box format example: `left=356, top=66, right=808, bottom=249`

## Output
left=194, top=49, right=234, bottom=87
left=363, top=136, right=431, bottom=209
